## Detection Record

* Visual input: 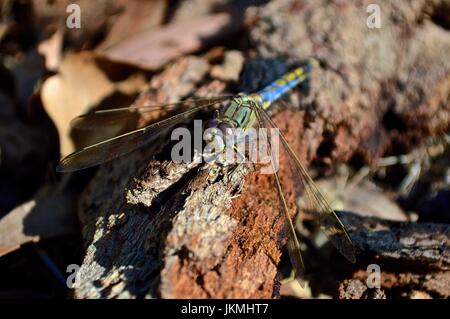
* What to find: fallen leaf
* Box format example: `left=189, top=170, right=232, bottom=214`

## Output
left=0, top=193, right=78, bottom=257
left=97, top=12, right=241, bottom=70
left=97, top=0, right=167, bottom=51
left=32, top=0, right=122, bottom=49
left=41, top=52, right=147, bottom=156
left=38, top=29, right=63, bottom=71
left=410, top=290, right=433, bottom=299
left=309, top=178, right=408, bottom=221
left=280, top=280, right=315, bottom=299
left=168, top=0, right=228, bottom=23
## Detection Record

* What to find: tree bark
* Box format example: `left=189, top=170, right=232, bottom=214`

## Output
left=73, top=0, right=450, bottom=298
left=338, top=212, right=450, bottom=299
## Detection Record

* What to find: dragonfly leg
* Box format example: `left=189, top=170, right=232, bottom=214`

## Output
left=233, top=145, right=246, bottom=163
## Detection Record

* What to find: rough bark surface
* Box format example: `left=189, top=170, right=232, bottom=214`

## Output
left=338, top=212, right=450, bottom=298
left=74, top=0, right=450, bottom=298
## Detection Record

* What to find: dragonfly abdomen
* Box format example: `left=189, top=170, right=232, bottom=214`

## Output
left=256, top=58, right=318, bottom=109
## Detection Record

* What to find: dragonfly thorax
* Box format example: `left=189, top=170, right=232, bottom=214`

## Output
left=215, top=94, right=260, bottom=134
left=203, top=94, right=258, bottom=154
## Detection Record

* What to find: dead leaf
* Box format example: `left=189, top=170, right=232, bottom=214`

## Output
left=312, top=178, right=408, bottom=221
left=97, top=0, right=167, bottom=51
left=38, top=29, right=63, bottom=71
left=168, top=0, right=228, bottom=23
left=41, top=52, right=147, bottom=156
left=97, top=12, right=241, bottom=70
left=32, top=0, right=122, bottom=49
left=280, top=280, right=315, bottom=299
left=410, top=290, right=433, bottom=299
left=0, top=193, right=78, bottom=257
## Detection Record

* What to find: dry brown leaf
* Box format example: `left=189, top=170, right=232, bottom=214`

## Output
left=0, top=193, right=78, bottom=257
left=280, top=280, right=315, bottom=299
left=41, top=52, right=147, bottom=156
left=38, top=29, right=63, bottom=71
left=168, top=0, right=229, bottom=23
left=32, top=0, right=122, bottom=48
left=97, top=0, right=167, bottom=51
left=0, top=23, right=7, bottom=42
left=97, top=12, right=240, bottom=70
left=313, top=179, right=408, bottom=221
left=410, top=290, right=433, bottom=299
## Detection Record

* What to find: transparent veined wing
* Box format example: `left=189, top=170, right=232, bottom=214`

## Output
left=57, top=96, right=230, bottom=172
left=258, top=107, right=356, bottom=263
left=71, top=97, right=232, bottom=131
left=253, top=107, right=306, bottom=284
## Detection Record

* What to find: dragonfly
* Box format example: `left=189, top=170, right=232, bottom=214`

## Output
left=57, top=57, right=356, bottom=281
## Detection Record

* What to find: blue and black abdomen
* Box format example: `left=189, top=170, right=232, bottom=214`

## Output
left=255, top=58, right=318, bottom=109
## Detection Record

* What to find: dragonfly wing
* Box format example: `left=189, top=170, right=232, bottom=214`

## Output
left=71, top=96, right=232, bottom=131
left=253, top=107, right=306, bottom=284
left=258, top=108, right=356, bottom=263
left=70, top=108, right=141, bottom=131
left=57, top=97, right=229, bottom=172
